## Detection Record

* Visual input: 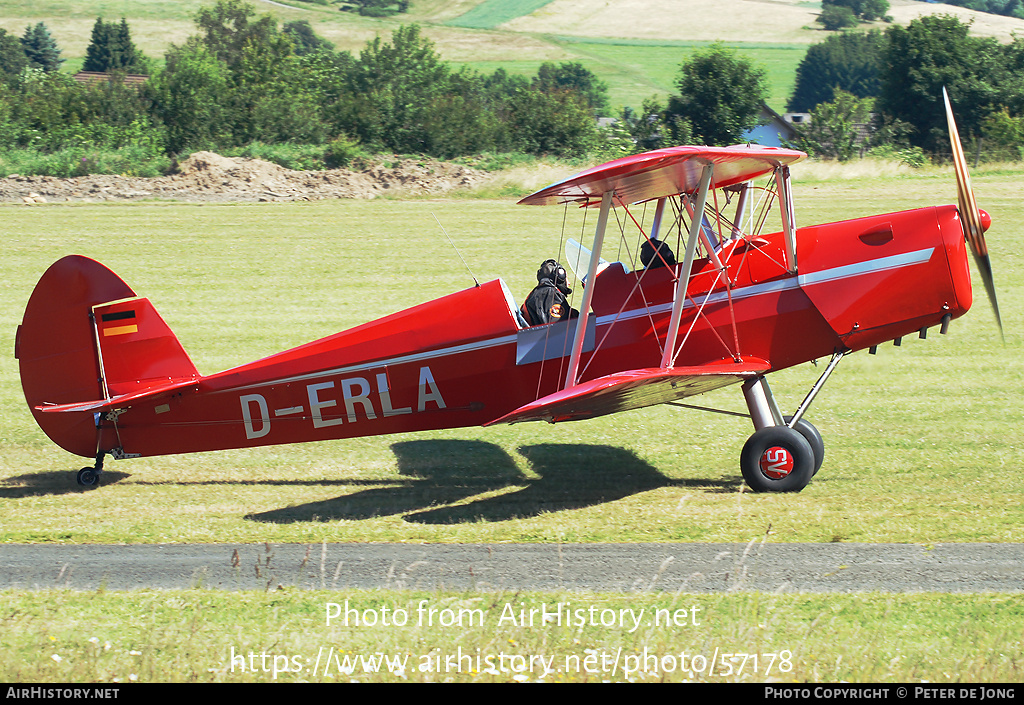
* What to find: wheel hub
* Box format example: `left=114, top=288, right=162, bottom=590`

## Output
left=759, top=446, right=793, bottom=479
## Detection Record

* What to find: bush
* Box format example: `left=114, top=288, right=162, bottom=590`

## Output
left=323, top=134, right=367, bottom=168
left=223, top=142, right=328, bottom=171
left=865, top=144, right=929, bottom=168
left=818, top=6, right=858, bottom=31
left=0, top=145, right=172, bottom=176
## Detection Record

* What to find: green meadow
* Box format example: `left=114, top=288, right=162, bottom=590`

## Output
left=463, top=39, right=805, bottom=111
left=444, top=0, right=556, bottom=29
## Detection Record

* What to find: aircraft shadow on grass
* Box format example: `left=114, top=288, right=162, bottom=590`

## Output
left=0, top=470, right=132, bottom=498
left=246, top=440, right=742, bottom=525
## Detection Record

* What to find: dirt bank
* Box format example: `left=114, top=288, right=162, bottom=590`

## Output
left=1, top=151, right=489, bottom=204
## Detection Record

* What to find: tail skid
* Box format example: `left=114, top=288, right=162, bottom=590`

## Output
left=16, top=256, right=198, bottom=460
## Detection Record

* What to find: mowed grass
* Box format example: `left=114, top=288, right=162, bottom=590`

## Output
left=546, top=39, right=806, bottom=112
left=458, top=40, right=805, bottom=112
left=1, top=163, right=1022, bottom=545
left=444, top=0, right=555, bottom=29
left=1, top=589, right=1021, bottom=682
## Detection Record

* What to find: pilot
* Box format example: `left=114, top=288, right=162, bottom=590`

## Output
left=640, top=238, right=676, bottom=269
left=521, top=259, right=579, bottom=326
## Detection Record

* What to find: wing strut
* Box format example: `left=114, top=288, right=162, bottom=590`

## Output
left=650, top=197, right=667, bottom=240
left=564, top=190, right=613, bottom=389
left=661, top=163, right=713, bottom=369
left=779, top=166, right=798, bottom=273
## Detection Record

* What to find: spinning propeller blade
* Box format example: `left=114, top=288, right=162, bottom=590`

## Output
left=943, top=87, right=1003, bottom=336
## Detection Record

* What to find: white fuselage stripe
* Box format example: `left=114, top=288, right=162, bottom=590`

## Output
left=594, top=248, right=934, bottom=327
left=225, top=248, right=935, bottom=393
left=226, top=333, right=520, bottom=392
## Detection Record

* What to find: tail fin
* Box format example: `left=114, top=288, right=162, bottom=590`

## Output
left=15, top=256, right=198, bottom=458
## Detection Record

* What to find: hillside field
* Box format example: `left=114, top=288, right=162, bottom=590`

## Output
left=2, top=0, right=1023, bottom=111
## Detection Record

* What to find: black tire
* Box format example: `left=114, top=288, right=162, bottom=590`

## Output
left=76, top=467, right=99, bottom=488
left=740, top=426, right=815, bottom=493
left=784, top=416, right=824, bottom=476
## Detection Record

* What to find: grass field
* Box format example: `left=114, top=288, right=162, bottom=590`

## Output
left=2, top=589, right=1021, bottom=682
left=444, top=0, right=555, bottom=29
left=543, top=39, right=807, bottom=112
left=2, top=163, right=1021, bottom=546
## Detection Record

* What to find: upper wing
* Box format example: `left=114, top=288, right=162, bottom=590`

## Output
left=485, top=357, right=769, bottom=425
left=519, top=145, right=806, bottom=207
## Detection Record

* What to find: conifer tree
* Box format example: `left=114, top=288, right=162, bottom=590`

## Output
left=20, top=22, right=63, bottom=72
left=82, top=17, right=146, bottom=73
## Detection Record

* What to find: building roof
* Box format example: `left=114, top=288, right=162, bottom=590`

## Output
left=72, top=71, right=149, bottom=87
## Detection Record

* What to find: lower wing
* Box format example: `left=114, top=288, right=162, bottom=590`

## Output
left=486, top=357, right=769, bottom=425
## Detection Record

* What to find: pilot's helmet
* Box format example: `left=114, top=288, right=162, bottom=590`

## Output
left=537, top=259, right=567, bottom=286
left=640, top=239, right=676, bottom=269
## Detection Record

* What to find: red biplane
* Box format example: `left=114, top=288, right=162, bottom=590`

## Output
left=16, top=93, right=1000, bottom=492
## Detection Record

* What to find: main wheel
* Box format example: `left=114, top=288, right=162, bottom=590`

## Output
left=740, top=426, right=815, bottom=493
left=784, top=416, right=824, bottom=476
left=76, top=467, right=99, bottom=488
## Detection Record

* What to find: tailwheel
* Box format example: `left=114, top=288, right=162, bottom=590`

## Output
left=75, top=451, right=105, bottom=488
left=740, top=426, right=814, bottom=493
left=76, top=467, right=100, bottom=488
left=784, top=416, right=824, bottom=476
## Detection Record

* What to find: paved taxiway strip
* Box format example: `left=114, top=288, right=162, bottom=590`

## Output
left=1, top=544, right=1022, bottom=592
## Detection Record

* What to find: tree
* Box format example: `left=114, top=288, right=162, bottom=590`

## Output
left=788, top=31, right=883, bottom=112
left=792, top=91, right=873, bottom=161
left=876, top=15, right=1006, bottom=153
left=817, top=5, right=858, bottom=31
left=82, top=17, right=146, bottom=73
left=620, top=96, right=668, bottom=151
left=822, top=0, right=889, bottom=21
left=978, top=107, right=1024, bottom=160
left=148, top=44, right=232, bottom=153
left=339, top=0, right=410, bottom=17
left=192, top=0, right=281, bottom=71
left=665, top=44, right=768, bottom=146
left=506, top=87, right=598, bottom=157
left=20, top=23, right=63, bottom=73
left=532, top=61, right=610, bottom=116
left=282, top=20, right=334, bottom=56
left=0, top=29, right=28, bottom=85
left=342, top=24, right=451, bottom=152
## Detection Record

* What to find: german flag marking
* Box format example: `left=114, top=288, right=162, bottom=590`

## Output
left=103, top=324, right=138, bottom=337
left=101, top=310, right=136, bottom=322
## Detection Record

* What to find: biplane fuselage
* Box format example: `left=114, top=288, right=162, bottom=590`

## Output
left=18, top=204, right=972, bottom=459
left=17, top=134, right=995, bottom=492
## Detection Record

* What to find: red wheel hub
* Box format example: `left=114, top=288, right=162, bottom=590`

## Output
left=759, top=446, right=793, bottom=479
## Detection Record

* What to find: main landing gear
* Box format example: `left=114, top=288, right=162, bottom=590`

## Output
left=739, top=352, right=845, bottom=493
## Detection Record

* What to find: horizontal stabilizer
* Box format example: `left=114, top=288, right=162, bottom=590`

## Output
left=486, top=357, right=769, bottom=425
left=36, top=378, right=199, bottom=414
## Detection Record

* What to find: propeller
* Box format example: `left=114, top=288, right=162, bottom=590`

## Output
left=943, top=87, right=1003, bottom=337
